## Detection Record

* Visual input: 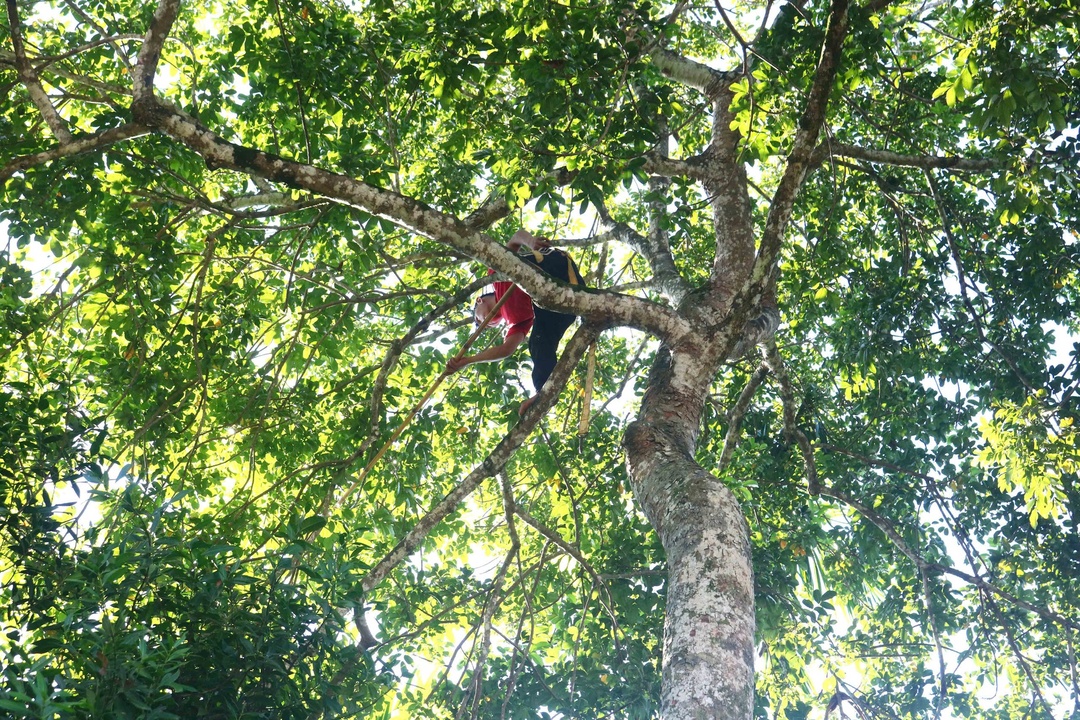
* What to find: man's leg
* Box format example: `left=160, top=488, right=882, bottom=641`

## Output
left=529, top=308, right=577, bottom=393
left=520, top=249, right=581, bottom=412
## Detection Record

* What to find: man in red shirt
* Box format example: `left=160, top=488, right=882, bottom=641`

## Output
left=445, top=229, right=581, bottom=413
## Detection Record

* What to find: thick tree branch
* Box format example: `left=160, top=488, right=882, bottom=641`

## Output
left=359, top=323, right=602, bottom=593
left=650, top=48, right=740, bottom=99
left=641, top=151, right=713, bottom=181
left=728, top=0, right=850, bottom=343
left=813, top=143, right=1004, bottom=172
left=6, top=0, right=73, bottom=143
left=130, top=95, right=689, bottom=341
left=133, top=0, right=181, bottom=99
left=0, top=123, right=148, bottom=181
left=553, top=230, right=617, bottom=248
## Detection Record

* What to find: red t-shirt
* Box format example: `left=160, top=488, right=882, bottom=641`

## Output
left=486, top=270, right=534, bottom=340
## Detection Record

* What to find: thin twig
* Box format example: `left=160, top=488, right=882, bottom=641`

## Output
left=763, top=341, right=818, bottom=494
left=921, top=570, right=947, bottom=719
left=717, top=363, right=770, bottom=473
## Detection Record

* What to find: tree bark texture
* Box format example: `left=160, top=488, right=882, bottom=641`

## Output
left=625, top=389, right=755, bottom=720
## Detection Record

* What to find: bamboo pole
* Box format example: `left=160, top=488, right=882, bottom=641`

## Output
left=335, top=286, right=516, bottom=507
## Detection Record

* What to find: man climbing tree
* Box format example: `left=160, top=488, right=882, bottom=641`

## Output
left=446, top=229, right=582, bottom=414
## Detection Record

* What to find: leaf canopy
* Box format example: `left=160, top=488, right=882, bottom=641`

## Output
left=1, top=0, right=1079, bottom=718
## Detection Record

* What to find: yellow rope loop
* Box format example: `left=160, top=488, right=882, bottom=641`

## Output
left=577, top=240, right=605, bottom=440
left=577, top=343, right=597, bottom=439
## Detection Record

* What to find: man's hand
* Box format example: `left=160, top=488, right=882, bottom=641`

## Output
left=445, top=356, right=472, bottom=374
left=507, top=229, right=551, bottom=252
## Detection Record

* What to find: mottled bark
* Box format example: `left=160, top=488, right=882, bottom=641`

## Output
left=725, top=0, right=850, bottom=353
left=642, top=120, right=694, bottom=306
left=599, top=217, right=690, bottom=305
left=620, top=3, right=852, bottom=717
left=625, top=352, right=755, bottom=720
left=6, top=0, right=73, bottom=143
left=0, top=123, right=148, bottom=181
left=650, top=48, right=739, bottom=100
left=642, top=151, right=713, bottom=182
left=132, top=0, right=180, bottom=98
left=706, top=161, right=756, bottom=306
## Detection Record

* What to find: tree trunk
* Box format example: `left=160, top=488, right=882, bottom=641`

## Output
left=625, top=347, right=755, bottom=720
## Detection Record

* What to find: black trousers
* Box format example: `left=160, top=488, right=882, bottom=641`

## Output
left=529, top=307, right=576, bottom=392
left=522, top=249, right=581, bottom=393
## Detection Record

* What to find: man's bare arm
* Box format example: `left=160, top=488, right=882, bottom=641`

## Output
left=445, top=332, right=526, bottom=374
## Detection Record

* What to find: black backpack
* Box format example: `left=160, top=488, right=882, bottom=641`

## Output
left=519, top=245, right=584, bottom=287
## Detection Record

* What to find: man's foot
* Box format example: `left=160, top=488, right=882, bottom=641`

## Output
left=518, top=396, right=537, bottom=415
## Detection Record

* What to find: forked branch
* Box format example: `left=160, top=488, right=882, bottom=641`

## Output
left=737, top=0, right=851, bottom=318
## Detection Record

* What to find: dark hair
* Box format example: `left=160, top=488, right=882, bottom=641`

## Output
left=474, top=292, right=497, bottom=326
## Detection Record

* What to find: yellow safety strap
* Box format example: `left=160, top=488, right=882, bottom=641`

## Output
left=565, top=253, right=579, bottom=285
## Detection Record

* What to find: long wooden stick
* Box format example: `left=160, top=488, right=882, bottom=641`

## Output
left=577, top=344, right=597, bottom=438
left=577, top=241, right=605, bottom=441
left=336, top=286, right=517, bottom=507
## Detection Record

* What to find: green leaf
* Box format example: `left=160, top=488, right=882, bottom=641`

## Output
left=300, top=515, right=327, bottom=536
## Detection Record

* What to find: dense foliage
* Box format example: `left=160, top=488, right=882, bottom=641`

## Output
left=2, top=0, right=1079, bottom=718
